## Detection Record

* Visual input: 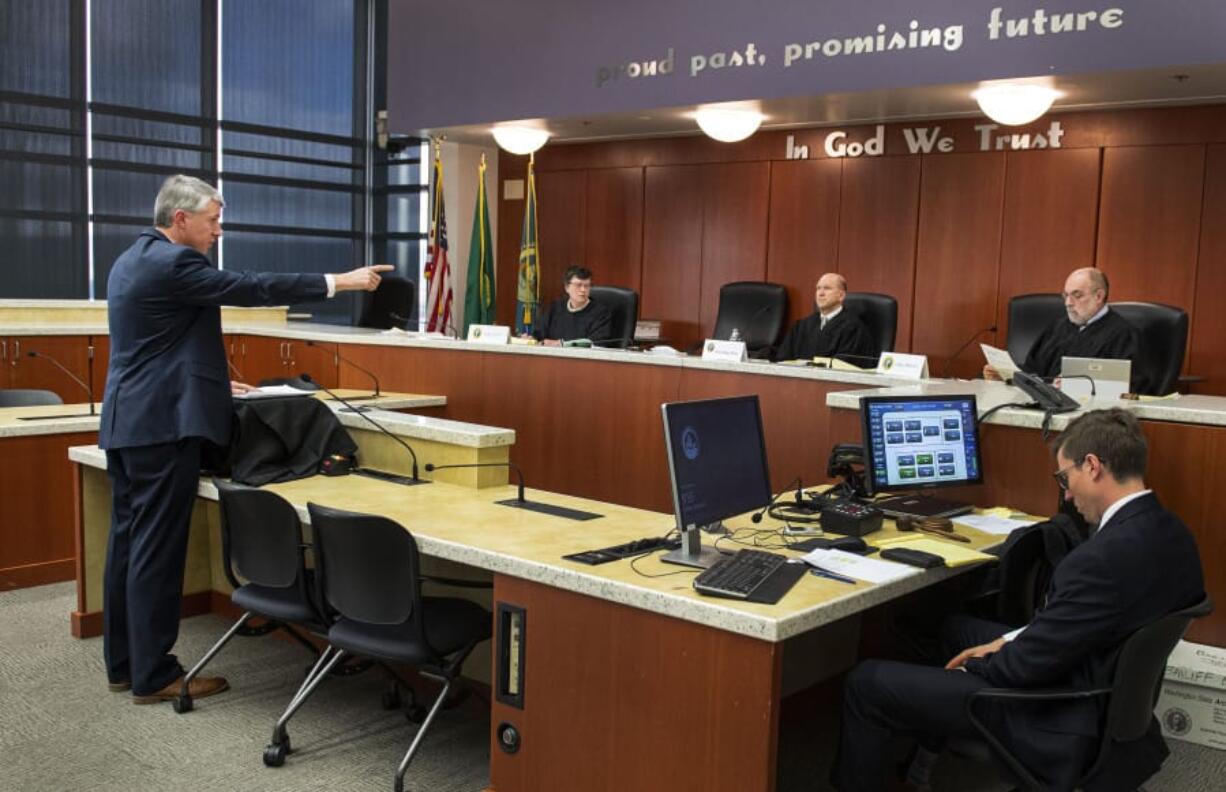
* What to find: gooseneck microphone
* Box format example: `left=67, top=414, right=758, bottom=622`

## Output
left=391, top=311, right=460, bottom=339
left=305, top=340, right=380, bottom=401
left=27, top=349, right=96, bottom=416
left=751, top=477, right=805, bottom=523
left=942, top=324, right=998, bottom=378
left=425, top=461, right=526, bottom=503
left=424, top=460, right=603, bottom=521
left=1047, top=373, right=1096, bottom=397
left=298, top=373, right=424, bottom=484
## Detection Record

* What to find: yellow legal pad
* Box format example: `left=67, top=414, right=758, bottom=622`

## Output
left=874, top=535, right=997, bottom=567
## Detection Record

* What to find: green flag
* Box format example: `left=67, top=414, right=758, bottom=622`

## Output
left=463, top=157, right=495, bottom=334
left=515, top=157, right=540, bottom=334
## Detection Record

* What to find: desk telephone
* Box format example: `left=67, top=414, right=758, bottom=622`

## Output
left=1012, top=371, right=1081, bottom=413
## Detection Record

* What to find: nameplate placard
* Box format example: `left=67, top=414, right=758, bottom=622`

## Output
left=701, top=339, right=747, bottom=362
left=877, top=352, right=929, bottom=379
left=467, top=324, right=511, bottom=345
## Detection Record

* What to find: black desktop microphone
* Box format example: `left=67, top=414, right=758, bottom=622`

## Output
left=392, top=311, right=459, bottom=339
left=425, top=461, right=527, bottom=502
left=942, top=324, right=998, bottom=378
left=304, top=340, right=380, bottom=401
left=423, top=460, right=602, bottom=520
left=298, top=372, right=423, bottom=483
left=1047, top=374, right=1097, bottom=397
left=751, top=477, right=804, bottom=523
left=27, top=349, right=96, bottom=416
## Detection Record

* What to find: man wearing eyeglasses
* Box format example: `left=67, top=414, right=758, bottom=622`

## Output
left=985, top=267, right=1143, bottom=392
left=832, top=409, right=1203, bottom=792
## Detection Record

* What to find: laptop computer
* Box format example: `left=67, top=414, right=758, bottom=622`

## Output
left=1060, top=357, right=1131, bottom=401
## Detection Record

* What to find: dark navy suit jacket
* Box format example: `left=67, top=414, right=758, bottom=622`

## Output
left=100, top=228, right=328, bottom=450
left=965, top=493, right=1204, bottom=790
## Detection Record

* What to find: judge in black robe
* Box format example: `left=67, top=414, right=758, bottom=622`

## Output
left=530, top=264, right=613, bottom=344
left=1023, top=307, right=1144, bottom=392
left=772, top=272, right=878, bottom=364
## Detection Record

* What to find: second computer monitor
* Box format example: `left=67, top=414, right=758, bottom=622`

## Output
left=861, top=394, right=983, bottom=496
left=661, top=395, right=772, bottom=567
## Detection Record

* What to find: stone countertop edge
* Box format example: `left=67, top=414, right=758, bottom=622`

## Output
left=68, top=444, right=968, bottom=642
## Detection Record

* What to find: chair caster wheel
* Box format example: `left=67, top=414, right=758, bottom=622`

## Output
left=406, top=704, right=427, bottom=723
left=263, top=742, right=288, bottom=767
left=382, top=689, right=402, bottom=710
left=172, top=695, right=193, bottom=714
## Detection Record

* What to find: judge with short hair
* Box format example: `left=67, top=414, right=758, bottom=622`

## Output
left=772, top=272, right=876, bottom=364
left=986, top=267, right=1143, bottom=392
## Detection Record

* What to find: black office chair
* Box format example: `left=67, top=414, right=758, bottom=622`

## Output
left=358, top=274, right=416, bottom=330
left=1111, top=301, right=1189, bottom=395
left=173, top=479, right=326, bottom=713
left=264, top=503, right=491, bottom=792
left=711, top=281, right=788, bottom=358
left=590, top=285, right=639, bottom=348
left=1004, top=293, right=1065, bottom=365
left=964, top=595, right=1212, bottom=791
left=844, top=292, right=898, bottom=355
left=0, top=388, right=63, bottom=407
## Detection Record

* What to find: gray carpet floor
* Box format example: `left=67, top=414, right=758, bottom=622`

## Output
left=2, top=582, right=1222, bottom=791
left=0, top=583, right=489, bottom=792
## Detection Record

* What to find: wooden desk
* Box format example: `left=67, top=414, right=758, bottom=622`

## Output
left=70, top=441, right=1002, bottom=792
left=0, top=390, right=444, bottom=593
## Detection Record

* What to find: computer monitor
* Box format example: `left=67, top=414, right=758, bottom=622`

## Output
left=860, top=394, right=983, bottom=517
left=660, top=395, right=773, bottom=568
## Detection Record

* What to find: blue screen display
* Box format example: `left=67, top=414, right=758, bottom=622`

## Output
left=863, top=396, right=981, bottom=491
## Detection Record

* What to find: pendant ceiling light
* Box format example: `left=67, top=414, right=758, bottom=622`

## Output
left=491, top=125, right=550, bottom=155
left=694, top=106, right=764, bottom=143
left=972, top=82, right=1060, bottom=126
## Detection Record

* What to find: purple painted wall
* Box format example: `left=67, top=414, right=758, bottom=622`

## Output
left=388, top=0, right=1226, bottom=133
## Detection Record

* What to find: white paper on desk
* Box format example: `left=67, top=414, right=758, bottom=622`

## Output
left=952, top=513, right=1037, bottom=536
left=232, top=384, right=314, bottom=399
left=800, top=549, right=921, bottom=584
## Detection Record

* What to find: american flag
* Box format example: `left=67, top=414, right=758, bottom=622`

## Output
left=424, top=148, right=453, bottom=334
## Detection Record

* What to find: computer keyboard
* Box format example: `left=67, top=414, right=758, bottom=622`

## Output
left=693, top=549, right=789, bottom=599
left=563, top=536, right=681, bottom=565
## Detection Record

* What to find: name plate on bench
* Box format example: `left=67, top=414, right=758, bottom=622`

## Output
left=701, top=339, right=747, bottom=363
left=467, top=324, right=511, bottom=345
left=877, top=352, right=929, bottom=379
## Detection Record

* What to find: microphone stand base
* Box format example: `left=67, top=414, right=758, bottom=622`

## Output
left=495, top=499, right=603, bottom=521
left=352, top=468, right=431, bottom=486
left=327, top=394, right=380, bottom=403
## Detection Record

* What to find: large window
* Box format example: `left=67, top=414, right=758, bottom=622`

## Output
left=0, top=0, right=425, bottom=324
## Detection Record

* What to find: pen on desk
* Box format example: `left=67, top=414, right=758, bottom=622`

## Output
left=809, top=566, right=857, bottom=585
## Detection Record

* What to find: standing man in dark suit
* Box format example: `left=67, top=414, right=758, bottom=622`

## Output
left=831, top=408, right=1204, bottom=791
left=772, top=272, right=876, bottom=364
left=101, top=174, right=391, bottom=704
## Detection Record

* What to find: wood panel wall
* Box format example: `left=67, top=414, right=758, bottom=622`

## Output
left=494, top=105, right=1226, bottom=392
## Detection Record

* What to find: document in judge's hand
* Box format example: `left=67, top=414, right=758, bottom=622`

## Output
left=980, top=343, right=1020, bottom=377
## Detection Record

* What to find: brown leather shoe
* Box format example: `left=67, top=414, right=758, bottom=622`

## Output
left=132, top=675, right=229, bottom=705
left=108, top=680, right=131, bottom=693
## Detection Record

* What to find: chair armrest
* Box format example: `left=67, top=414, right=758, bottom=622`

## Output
left=422, top=574, right=493, bottom=590
left=971, top=686, right=1112, bottom=703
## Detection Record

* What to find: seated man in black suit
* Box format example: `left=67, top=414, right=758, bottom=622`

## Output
left=832, top=408, right=1204, bottom=792
left=772, top=272, right=876, bottom=364
left=986, top=267, right=1144, bottom=392
left=530, top=265, right=613, bottom=346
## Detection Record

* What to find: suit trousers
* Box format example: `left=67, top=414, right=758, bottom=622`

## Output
left=103, top=438, right=203, bottom=695
left=831, top=615, right=1008, bottom=792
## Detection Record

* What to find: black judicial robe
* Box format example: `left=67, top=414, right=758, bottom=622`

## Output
left=772, top=309, right=877, bottom=364
left=1022, top=308, right=1144, bottom=393
left=532, top=298, right=613, bottom=342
